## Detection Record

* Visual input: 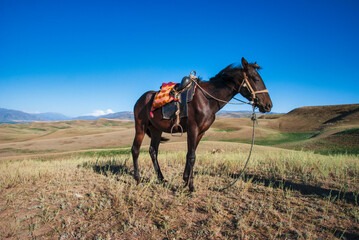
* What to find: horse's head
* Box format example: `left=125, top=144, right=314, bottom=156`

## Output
left=240, top=57, right=272, bottom=113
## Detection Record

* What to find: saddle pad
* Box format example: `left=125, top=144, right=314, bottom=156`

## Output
left=162, top=82, right=196, bottom=120
left=151, top=82, right=178, bottom=118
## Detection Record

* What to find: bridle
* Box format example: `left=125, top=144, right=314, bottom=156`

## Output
left=191, top=70, right=269, bottom=107
left=235, top=72, right=269, bottom=104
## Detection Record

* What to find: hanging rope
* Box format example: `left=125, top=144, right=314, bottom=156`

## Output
left=216, top=107, right=257, bottom=191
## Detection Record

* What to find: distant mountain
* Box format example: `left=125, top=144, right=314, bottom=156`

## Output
left=72, top=115, right=99, bottom=121
left=0, top=108, right=41, bottom=123
left=0, top=108, right=135, bottom=123
left=73, top=111, right=134, bottom=121
left=0, top=108, right=71, bottom=123
left=35, top=112, right=71, bottom=121
left=100, top=111, right=134, bottom=120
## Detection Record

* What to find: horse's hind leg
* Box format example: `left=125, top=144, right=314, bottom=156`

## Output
left=131, top=124, right=146, bottom=184
left=148, top=128, right=165, bottom=182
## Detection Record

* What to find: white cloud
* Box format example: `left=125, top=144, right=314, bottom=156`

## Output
left=88, top=109, right=114, bottom=116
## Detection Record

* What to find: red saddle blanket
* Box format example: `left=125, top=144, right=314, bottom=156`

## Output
left=150, top=82, right=178, bottom=118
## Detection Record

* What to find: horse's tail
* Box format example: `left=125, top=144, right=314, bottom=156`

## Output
left=146, top=129, right=169, bottom=142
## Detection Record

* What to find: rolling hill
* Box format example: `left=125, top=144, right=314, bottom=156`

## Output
left=274, top=103, right=359, bottom=132
left=1, top=103, right=358, bottom=156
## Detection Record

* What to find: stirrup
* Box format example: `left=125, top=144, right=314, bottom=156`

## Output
left=170, top=124, right=183, bottom=137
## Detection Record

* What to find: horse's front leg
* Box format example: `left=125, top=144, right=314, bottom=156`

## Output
left=148, top=128, right=165, bottom=182
left=183, top=127, right=204, bottom=192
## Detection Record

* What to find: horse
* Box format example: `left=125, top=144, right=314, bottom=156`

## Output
left=131, top=57, right=272, bottom=191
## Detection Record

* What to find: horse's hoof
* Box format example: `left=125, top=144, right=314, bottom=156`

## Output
left=183, top=173, right=189, bottom=182
left=135, top=177, right=140, bottom=185
left=161, top=179, right=169, bottom=187
left=189, top=186, right=195, bottom=192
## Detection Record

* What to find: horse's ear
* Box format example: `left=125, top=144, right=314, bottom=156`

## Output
left=253, top=62, right=261, bottom=69
left=241, top=57, right=249, bottom=69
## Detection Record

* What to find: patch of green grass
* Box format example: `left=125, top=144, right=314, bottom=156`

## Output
left=309, top=141, right=359, bottom=155
left=255, top=132, right=317, bottom=145
left=0, top=138, right=15, bottom=141
left=0, top=148, right=55, bottom=154
left=29, top=128, right=48, bottom=132
left=51, top=126, right=70, bottom=129
left=218, top=138, right=242, bottom=143
left=201, top=137, right=210, bottom=141
left=315, top=147, right=359, bottom=155
left=334, top=127, right=359, bottom=136
left=79, top=148, right=143, bottom=157
left=220, top=132, right=318, bottom=146
left=297, top=128, right=359, bottom=155
left=213, top=128, right=236, bottom=132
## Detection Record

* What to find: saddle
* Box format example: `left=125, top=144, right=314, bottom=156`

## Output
left=162, top=79, right=196, bottom=119
left=150, top=72, right=198, bottom=135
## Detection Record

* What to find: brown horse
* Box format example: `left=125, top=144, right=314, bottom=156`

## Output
left=131, top=57, right=272, bottom=191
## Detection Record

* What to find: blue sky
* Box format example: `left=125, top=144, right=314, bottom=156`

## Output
left=0, top=0, right=358, bottom=117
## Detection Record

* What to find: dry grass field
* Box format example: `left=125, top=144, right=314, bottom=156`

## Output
left=0, top=104, right=358, bottom=239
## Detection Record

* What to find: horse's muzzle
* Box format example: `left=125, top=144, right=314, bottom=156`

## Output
left=257, top=101, right=272, bottom=113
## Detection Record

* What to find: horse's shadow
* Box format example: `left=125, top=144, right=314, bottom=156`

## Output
left=89, top=161, right=159, bottom=184
left=229, top=173, right=359, bottom=206
left=237, top=173, right=359, bottom=239
left=88, top=162, right=358, bottom=205
left=91, top=163, right=132, bottom=177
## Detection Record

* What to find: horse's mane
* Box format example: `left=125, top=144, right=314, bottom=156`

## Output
left=209, top=64, right=242, bottom=83
left=209, top=63, right=261, bottom=83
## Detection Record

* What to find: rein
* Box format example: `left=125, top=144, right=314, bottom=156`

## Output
left=192, top=80, right=250, bottom=105
left=191, top=72, right=268, bottom=106
left=190, top=72, right=264, bottom=191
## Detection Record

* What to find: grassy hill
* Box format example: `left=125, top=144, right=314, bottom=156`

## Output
left=275, top=103, right=359, bottom=132
left=213, top=104, right=359, bottom=155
